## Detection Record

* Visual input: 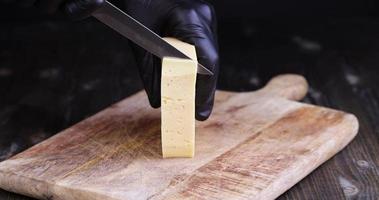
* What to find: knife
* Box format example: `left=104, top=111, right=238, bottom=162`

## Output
left=92, top=1, right=213, bottom=76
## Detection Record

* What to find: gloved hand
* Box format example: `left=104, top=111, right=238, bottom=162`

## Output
left=2, top=0, right=219, bottom=121
left=0, top=0, right=104, bottom=20
left=125, top=0, right=219, bottom=121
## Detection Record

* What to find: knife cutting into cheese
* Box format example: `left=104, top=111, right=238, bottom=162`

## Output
left=91, top=0, right=213, bottom=76
left=91, top=0, right=213, bottom=157
left=3, top=0, right=218, bottom=158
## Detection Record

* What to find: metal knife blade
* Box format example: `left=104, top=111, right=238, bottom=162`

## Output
left=92, top=1, right=213, bottom=75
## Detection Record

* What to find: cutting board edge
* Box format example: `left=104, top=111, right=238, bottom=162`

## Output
left=0, top=169, right=125, bottom=200
left=0, top=169, right=50, bottom=200
left=259, top=112, right=359, bottom=200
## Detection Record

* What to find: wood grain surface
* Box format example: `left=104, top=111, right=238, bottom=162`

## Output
left=0, top=74, right=358, bottom=200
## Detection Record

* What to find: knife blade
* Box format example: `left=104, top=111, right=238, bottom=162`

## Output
left=92, top=1, right=213, bottom=75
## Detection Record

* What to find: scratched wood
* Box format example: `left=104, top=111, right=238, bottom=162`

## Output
left=0, top=74, right=358, bottom=200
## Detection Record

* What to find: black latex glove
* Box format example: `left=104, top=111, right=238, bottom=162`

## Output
left=2, top=0, right=219, bottom=121
left=0, top=0, right=104, bottom=19
left=125, top=0, right=219, bottom=121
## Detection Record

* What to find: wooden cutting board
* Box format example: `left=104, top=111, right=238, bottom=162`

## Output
left=0, top=74, right=358, bottom=200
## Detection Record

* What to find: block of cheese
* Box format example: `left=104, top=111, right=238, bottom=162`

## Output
left=161, top=38, right=198, bottom=158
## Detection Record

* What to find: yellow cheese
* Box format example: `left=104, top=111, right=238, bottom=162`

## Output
left=161, top=38, right=197, bottom=158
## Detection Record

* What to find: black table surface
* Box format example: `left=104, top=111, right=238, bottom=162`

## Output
left=0, top=17, right=378, bottom=199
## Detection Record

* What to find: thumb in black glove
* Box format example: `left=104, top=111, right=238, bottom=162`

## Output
left=125, top=0, right=219, bottom=121
left=1, top=0, right=104, bottom=19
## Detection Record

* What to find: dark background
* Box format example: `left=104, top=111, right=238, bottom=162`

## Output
left=0, top=0, right=379, bottom=199
left=0, top=0, right=379, bottom=19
